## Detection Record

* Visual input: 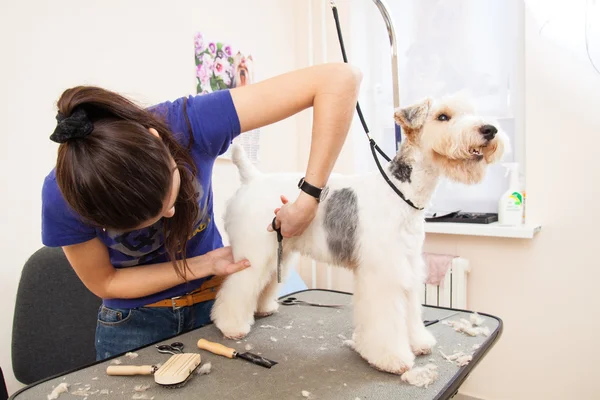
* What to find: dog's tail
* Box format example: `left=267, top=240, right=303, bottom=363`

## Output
left=231, top=143, right=260, bottom=184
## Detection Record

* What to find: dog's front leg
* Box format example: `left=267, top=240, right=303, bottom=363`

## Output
left=256, top=253, right=299, bottom=317
left=406, top=258, right=437, bottom=355
left=351, top=265, right=415, bottom=374
left=211, top=255, right=275, bottom=340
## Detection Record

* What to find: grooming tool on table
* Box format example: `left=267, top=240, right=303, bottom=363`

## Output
left=272, top=217, right=283, bottom=283
left=424, top=311, right=460, bottom=327
left=156, top=341, right=184, bottom=355
left=106, top=353, right=201, bottom=388
left=279, top=296, right=344, bottom=308
left=197, top=338, right=278, bottom=369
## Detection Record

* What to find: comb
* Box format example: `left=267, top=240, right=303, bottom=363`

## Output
left=106, top=353, right=202, bottom=388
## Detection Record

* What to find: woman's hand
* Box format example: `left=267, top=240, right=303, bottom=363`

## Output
left=267, top=192, right=318, bottom=238
left=194, top=246, right=250, bottom=277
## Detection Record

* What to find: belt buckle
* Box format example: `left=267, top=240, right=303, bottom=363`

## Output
left=171, top=295, right=184, bottom=311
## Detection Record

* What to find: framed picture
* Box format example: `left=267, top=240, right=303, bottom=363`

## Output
left=194, top=32, right=260, bottom=162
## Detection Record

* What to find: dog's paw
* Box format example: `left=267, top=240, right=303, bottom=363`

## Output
left=410, top=330, right=437, bottom=356
left=367, top=353, right=415, bottom=375
left=255, top=301, right=279, bottom=318
left=214, top=318, right=252, bottom=341
left=223, top=331, right=249, bottom=341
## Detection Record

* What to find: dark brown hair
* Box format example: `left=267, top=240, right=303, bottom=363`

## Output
left=54, top=86, right=200, bottom=280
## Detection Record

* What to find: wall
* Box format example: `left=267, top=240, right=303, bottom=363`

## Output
left=432, top=11, right=600, bottom=399
left=0, top=0, right=305, bottom=394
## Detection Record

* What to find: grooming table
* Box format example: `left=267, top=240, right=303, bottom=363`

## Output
left=10, top=289, right=502, bottom=400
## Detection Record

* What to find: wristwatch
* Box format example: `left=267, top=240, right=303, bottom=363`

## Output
left=298, top=177, right=329, bottom=203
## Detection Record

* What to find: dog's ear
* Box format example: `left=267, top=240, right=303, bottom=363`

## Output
left=394, top=98, right=432, bottom=135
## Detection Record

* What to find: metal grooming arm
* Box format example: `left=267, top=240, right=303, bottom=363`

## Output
left=371, top=0, right=402, bottom=148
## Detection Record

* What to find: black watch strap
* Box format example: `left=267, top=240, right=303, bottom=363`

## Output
left=298, top=177, right=325, bottom=202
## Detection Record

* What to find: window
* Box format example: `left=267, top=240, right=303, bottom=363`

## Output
left=347, top=0, right=524, bottom=213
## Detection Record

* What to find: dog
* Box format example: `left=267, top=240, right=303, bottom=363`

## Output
left=211, top=94, right=507, bottom=374
left=232, top=52, right=254, bottom=87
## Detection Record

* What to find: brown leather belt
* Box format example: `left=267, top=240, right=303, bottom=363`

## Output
left=144, top=276, right=224, bottom=310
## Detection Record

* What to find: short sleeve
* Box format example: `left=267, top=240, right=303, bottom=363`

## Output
left=151, top=90, right=241, bottom=158
left=41, top=172, right=97, bottom=247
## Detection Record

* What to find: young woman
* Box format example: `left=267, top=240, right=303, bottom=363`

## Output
left=41, top=63, right=362, bottom=360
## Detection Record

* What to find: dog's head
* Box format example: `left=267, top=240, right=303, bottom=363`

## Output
left=394, top=94, right=508, bottom=184
left=233, top=52, right=254, bottom=87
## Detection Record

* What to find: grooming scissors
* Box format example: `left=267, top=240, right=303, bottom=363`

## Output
left=279, top=297, right=343, bottom=308
left=155, top=341, right=185, bottom=355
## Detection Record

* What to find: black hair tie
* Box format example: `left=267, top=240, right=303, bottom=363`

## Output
left=49, top=107, right=94, bottom=143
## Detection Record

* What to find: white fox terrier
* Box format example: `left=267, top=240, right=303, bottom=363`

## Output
left=211, top=95, right=507, bottom=374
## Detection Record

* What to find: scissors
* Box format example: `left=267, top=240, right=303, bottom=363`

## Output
left=279, top=297, right=344, bottom=308
left=155, top=341, right=185, bottom=355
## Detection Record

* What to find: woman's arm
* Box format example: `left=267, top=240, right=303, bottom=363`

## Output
left=229, top=63, right=362, bottom=237
left=62, top=238, right=249, bottom=299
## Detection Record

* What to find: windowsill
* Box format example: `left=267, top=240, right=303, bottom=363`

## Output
left=425, top=221, right=542, bottom=239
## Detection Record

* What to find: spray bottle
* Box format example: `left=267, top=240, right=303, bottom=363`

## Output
left=498, top=163, right=524, bottom=226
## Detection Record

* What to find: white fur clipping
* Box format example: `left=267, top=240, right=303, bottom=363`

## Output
left=270, top=336, right=278, bottom=342
left=100, top=389, right=110, bottom=395
left=245, top=344, right=253, bottom=351
left=47, top=382, right=69, bottom=399
left=442, top=319, right=490, bottom=337
left=401, top=364, right=439, bottom=388
left=197, top=362, right=212, bottom=375
left=260, top=325, right=278, bottom=329
left=301, top=390, right=311, bottom=398
left=111, top=358, right=123, bottom=365
left=133, top=385, right=150, bottom=392
left=440, top=350, right=473, bottom=367
left=125, top=352, right=139, bottom=359
left=92, top=377, right=99, bottom=381
left=342, top=339, right=355, bottom=348
left=472, top=344, right=481, bottom=350
left=470, top=313, right=485, bottom=326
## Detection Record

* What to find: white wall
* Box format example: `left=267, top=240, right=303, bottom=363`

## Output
left=0, top=0, right=306, bottom=394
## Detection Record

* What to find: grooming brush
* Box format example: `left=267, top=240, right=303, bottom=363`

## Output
left=106, top=353, right=201, bottom=388
left=197, top=338, right=278, bottom=368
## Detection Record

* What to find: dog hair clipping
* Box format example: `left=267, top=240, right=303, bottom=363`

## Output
left=50, top=107, right=94, bottom=143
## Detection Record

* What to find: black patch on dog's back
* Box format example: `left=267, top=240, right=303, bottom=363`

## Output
left=389, top=155, right=413, bottom=183
left=324, top=188, right=359, bottom=265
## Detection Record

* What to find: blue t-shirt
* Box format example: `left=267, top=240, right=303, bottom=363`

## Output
left=41, top=89, right=241, bottom=309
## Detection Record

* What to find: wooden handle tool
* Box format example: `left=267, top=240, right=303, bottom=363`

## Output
left=105, top=353, right=202, bottom=388
left=197, top=339, right=236, bottom=358
left=106, top=365, right=156, bottom=376
left=197, top=338, right=278, bottom=368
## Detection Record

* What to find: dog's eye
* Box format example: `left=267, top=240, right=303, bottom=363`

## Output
left=437, top=114, right=450, bottom=122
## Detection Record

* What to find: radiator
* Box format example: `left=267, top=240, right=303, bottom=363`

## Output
left=422, top=257, right=471, bottom=309
left=304, top=256, right=470, bottom=309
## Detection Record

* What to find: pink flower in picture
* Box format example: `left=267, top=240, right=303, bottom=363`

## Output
left=196, top=64, right=210, bottom=86
left=201, top=53, right=214, bottom=71
left=194, top=32, right=205, bottom=54
left=208, top=42, right=216, bottom=54
left=221, top=72, right=231, bottom=86
left=223, top=45, right=232, bottom=57
left=214, top=57, right=231, bottom=77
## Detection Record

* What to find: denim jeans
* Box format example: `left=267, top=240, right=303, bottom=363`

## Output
left=95, top=299, right=215, bottom=361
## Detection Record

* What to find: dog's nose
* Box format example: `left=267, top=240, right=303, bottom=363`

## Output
left=479, top=124, right=497, bottom=141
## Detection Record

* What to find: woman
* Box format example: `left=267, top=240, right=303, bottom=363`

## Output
left=41, top=63, right=362, bottom=360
